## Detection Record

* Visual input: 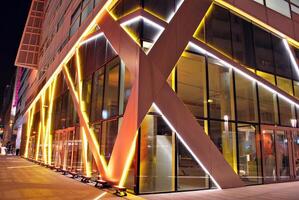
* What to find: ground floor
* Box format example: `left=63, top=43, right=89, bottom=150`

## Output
left=1, top=155, right=299, bottom=200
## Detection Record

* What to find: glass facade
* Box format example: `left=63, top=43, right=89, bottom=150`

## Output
left=23, top=1, right=299, bottom=196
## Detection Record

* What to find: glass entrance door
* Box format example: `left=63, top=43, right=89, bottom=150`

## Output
left=261, top=126, right=297, bottom=182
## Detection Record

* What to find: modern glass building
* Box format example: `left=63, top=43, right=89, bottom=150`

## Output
left=15, top=0, right=299, bottom=194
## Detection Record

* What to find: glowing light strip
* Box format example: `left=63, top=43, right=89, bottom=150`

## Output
left=80, top=32, right=104, bottom=46
left=120, top=16, right=165, bottom=53
left=152, top=103, right=221, bottom=189
left=35, top=122, right=41, bottom=161
left=24, top=0, right=115, bottom=115
left=24, top=104, right=36, bottom=158
left=45, top=79, right=57, bottom=164
left=82, top=128, right=91, bottom=177
left=188, top=41, right=299, bottom=108
left=283, top=39, right=299, bottom=79
left=118, top=132, right=138, bottom=187
left=165, top=0, right=184, bottom=22
left=121, top=16, right=164, bottom=31
left=41, top=94, right=47, bottom=162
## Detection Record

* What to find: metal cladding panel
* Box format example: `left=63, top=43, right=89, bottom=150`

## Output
left=15, top=0, right=45, bottom=69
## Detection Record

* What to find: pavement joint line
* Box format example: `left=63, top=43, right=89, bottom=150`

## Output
left=93, top=192, right=107, bottom=200
left=7, top=165, right=39, bottom=169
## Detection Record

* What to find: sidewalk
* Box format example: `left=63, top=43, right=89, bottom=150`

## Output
left=143, top=181, right=299, bottom=200
left=1, top=155, right=299, bottom=200
left=0, top=155, right=141, bottom=200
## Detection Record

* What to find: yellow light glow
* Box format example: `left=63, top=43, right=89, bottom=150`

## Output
left=82, top=128, right=91, bottom=176
left=24, top=0, right=115, bottom=116
left=35, top=122, right=42, bottom=161
left=24, top=104, right=36, bottom=158
left=41, top=93, right=47, bottom=162
left=118, top=132, right=138, bottom=187
left=193, top=4, right=214, bottom=40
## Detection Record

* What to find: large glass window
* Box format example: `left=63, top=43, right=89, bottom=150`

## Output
left=235, top=73, right=258, bottom=123
left=262, top=129, right=277, bottom=182
left=103, top=59, right=120, bottom=119
left=257, top=72, right=278, bottom=124
left=209, top=120, right=237, bottom=172
left=276, top=130, right=290, bottom=179
left=230, top=14, right=255, bottom=68
left=253, top=26, right=274, bottom=73
left=205, top=5, right=232, bottom=56
left=100, top=119, right=119, bottom=162
left=208, top=57, right=235, bottom=121
left=237, top=124, right=262, bottom=184
left=272, top=36, right=292, bottom=79
left=177, top=52, right=207, bottom=118
left=91, top=68, right=104, bottom=122
left=277, top=77, right=295, bottom=126
left=139, top=109, right=175, bottom=193
left=177, top=119, right=210, bottom=191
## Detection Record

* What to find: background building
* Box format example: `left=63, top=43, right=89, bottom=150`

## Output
left=15, top=0, right=299, bottom=195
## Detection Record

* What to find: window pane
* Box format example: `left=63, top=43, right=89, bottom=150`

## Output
left=208, top=57, right=235, bottom=120
left=272, top=36, right=292, bottom=78
left=209, top=120, right=237, bottom=172
left=235, top=73, right=258, bottom=122
left=278, top=98, right=295, bottom=126
left=237, top=124, right=262, bottom=185
left=205, top=5, right=232, bottom=56
left=276, top=77, right=295, bottom=126
left=177, top=52, right=207, bottom=118
left=265, top=0, right=291, bottom=18
left=103, top=59, right=120, bottom=119
left=258, top=85, right=278, bottom=124
left=177, top=120, right=210, bottom=191
left=231, top=14, right=255, bottom=68
left=91, top=68, right=104, bottom=122
left=253, top=27, right=274, bottom=73
left=82, top=78, right=92, bottom=118
left=261, top=129, right=277, bottom=182
left=140, top=112, right=175, bottom=193
left=101, top=119, right=118, bottom=162
left=276, top=130, right=290, bottom=180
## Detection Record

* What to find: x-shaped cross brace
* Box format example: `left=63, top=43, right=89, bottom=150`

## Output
left=63, top=0, right=244, bottom=189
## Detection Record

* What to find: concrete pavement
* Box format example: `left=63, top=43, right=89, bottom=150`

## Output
left=0, top=155, right=141, bottom=200
left=1, top=155, right=299, bottom=200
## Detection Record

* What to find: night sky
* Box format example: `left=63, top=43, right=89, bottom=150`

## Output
left=0, top=1, right=31, bottom=107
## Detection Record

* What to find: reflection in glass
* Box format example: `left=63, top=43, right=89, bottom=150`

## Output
left=208, top=58, right=234, bottom=120
left=177, top=52, right=207, bottom=118
left=209, top=120, right=237, bottom=172
left=262, top=130, right=276, bottom=182
left=237, top=124, right=262, bottom=184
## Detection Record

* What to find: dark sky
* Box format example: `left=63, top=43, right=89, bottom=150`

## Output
left=0, top=1, right=31, bottom=107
